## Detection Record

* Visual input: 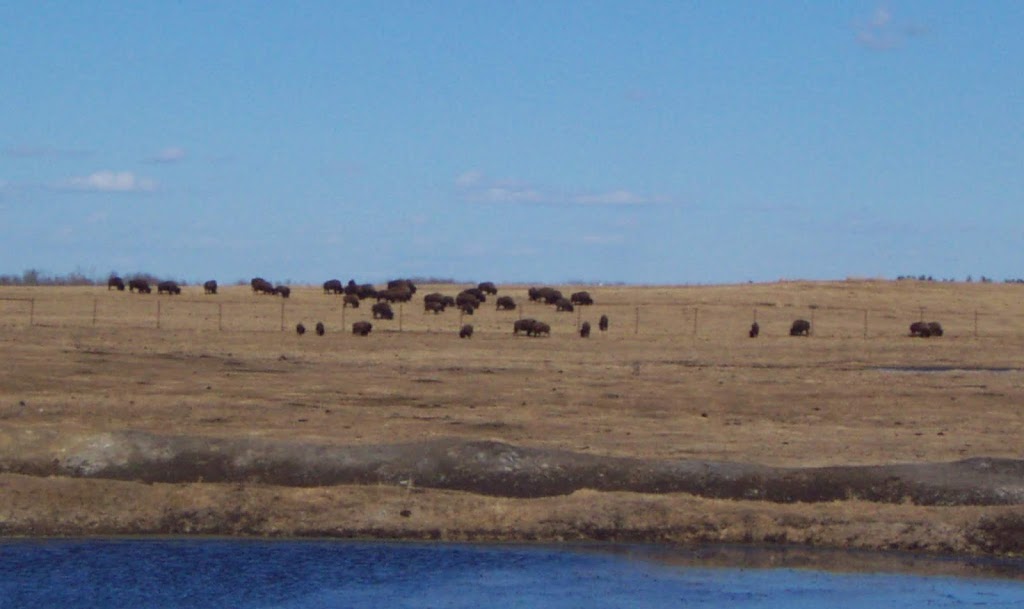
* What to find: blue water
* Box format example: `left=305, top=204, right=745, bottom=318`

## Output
left=2, top=540, right=1024, bottom=608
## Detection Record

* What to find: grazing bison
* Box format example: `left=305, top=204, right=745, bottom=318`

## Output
left=372, top=302, right=395, bottom=320
left=424, top=301, right=446, bottom=314
left=352, top=321, right=373, bottom=336
left=157, top=281, right=181, bottom=295
left=528, top=286, right=563, bottom=304
left=464, top=287, right=487, bottom=302
left=570, top=291, right=594, bottom=306
left=203, top=280, right=218, bottom=295
left=376, top=286, right=413, bottom=303
left=315, top=322, right=325, bottom=336
left=128, top=278, right=152, bottom=294
left=599, top=314, right=609, bottom=332
left=459, top=324, right=474, bottom=339
left=459, top=303, right=475, bottom=315
left=274, top=285, right=291, bottom=298
left=532, top=321, right=551, bottom=337
left=296, top=323, right=306, bottom=336
left=387, top=279, right=417, bottom=294
left=749, top=322, right=760, bottom=338
left=477, top=281, right=498, bottom=295
left=580, top=321, right=591, bottom=338
left=107, top=276, right=125, bottom=291
left=910, top=321, right=944, bottom=338
left=555, top=298, right=575, bottom=312
left=356, top=284, right=377, bottom=300
left=790, top=319, right=811, bottom=336
left=343, top=294, right=360, bottom=308
left=513, top=318, right=537, bottom=336
left=456, top=291, right=481, bottom=310
left=495, top=296, right=516, bottom=311
left=323, top=279, right=343, bottom=294
left=251, top=277, right=275, bottom=295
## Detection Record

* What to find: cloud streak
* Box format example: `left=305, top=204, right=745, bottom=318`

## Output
left=62, top=171, right=157, bottom=193
left=855, top=5, right=927, bottom=50
left=456, top=171, right=665, bottom=207
left=148, top=146, right=187, bottom=163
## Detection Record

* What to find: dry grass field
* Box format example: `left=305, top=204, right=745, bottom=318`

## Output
left=2, top=279, right=1024, bottom=556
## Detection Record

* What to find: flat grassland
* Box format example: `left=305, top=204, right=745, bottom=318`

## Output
left=2, top=280, right=1024, bottom=557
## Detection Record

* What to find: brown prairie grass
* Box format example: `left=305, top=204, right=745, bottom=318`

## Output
left=2, top=279, right=1023, bottom=469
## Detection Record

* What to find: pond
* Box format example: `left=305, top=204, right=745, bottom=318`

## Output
left=2, top=540, right=1024, bottom=608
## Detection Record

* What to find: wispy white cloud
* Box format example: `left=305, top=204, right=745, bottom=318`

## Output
left=149, top=146, right=187, bottom=163
left=456, top=170, right=664, bottom=207
left=62, top=171, right=157, bottom=193
left=855, top=5, right=927, bottom=50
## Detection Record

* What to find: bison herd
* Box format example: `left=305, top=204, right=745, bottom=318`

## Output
left=101, top=275, right=949, bottom=340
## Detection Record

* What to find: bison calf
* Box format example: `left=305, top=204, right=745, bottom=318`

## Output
left=580, top=321, right=591, bottom=338
left=459, top=324, right=474, bottom=338
left=352, top=321, right=373, bottom=336
left=203, top=280, right=218, bottom=295
left=316, top=322, right=325, bottom=336
left=599, top=314, right=609, bottom=332
left=749, top=322, right=759, bottom=338
left=296, top=323, right=306, bottom=336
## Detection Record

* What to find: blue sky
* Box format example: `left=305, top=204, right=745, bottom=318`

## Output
left=2, top=2, right=1022, bottom=285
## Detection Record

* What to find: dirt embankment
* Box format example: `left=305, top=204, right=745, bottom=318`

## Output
left=3, top=429, right=1024, bottom=557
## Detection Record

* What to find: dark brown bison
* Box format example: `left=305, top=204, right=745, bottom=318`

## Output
left=910, top=321, right=943, bottom=338
left=315, top=322, right=325, bottom=336
left=251, top=277, right=275, bottom=295
left=570, top=291, right=594, bottom=305
left=790, top=319, right=811, bottom=336
left=107, top=276, right=125, bottom=291
left=323, top=279, right=343, bottom=294
left=477, top=282, right=497, bottom=295
left=203, top=280, right=218, bottom=294
left=356, top=284, right=377, bottom=300
left=463, top=287, right=486, bottom=303
left=599, top=314, right=609, bottom=332
left=555, top=298, right=575, bottom=312
left=495, top=296, right=516, bottom=311
left=387, top=279, right=417, bottom=294
left=456, top=291, right=481, bottom=310
left=343, top=294, right=360, bottom=308
left=352, top=321, right=372, bottom=336
left=424, top=301, right=446, bottom=314
left=459, top=324, right=474, bottom=338
left=129, top=278, right=152, bottom=294
left=528, top=287, right=563, bottom=304
left=513, top=318, right=537, bottom=336
left=532, top=321, right=551, bottom=336
left=579, top=321, right=591, bottom=338
left=459, top=303, right=475, bottom=315
left=376, top=286, right=413, bottom=303
left=274, top=285, right=291, bottom=298
left=372, top=302, right=394, bottom=320
left=749, top=322, right=760, bottom=338
left=157, top=281, right=181, bottom=295
left=296, top=323, right=306, bottom=336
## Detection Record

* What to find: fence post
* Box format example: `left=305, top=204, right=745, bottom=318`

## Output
left=218, top=302, right=223, bottom=331
left=919, top=307, right=925, bottom=322
left=692, top=307, right=699, bottom=338
left=399, top=303, right=404, bottom=332
left=753, top=308, right=757, bottom=323
left=29, top=298, right=35, bottom=327
left=634, top=306, right=639, bottom=335
left=974, top=310, right=979, bottom=338
left=576, top=307, right=581, bottom=330
left=280, top=301, right=285, bottom=332
left=810, top=307, right=816, bottom=336
left=863, top=309, right=868, bottom=339
left=92, top=298, right=98, bottom=327
left=156, top=300, right=161, bottom=329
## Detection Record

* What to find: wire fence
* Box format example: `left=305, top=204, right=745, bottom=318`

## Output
left=0, top=293, right=1018, bottom=340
